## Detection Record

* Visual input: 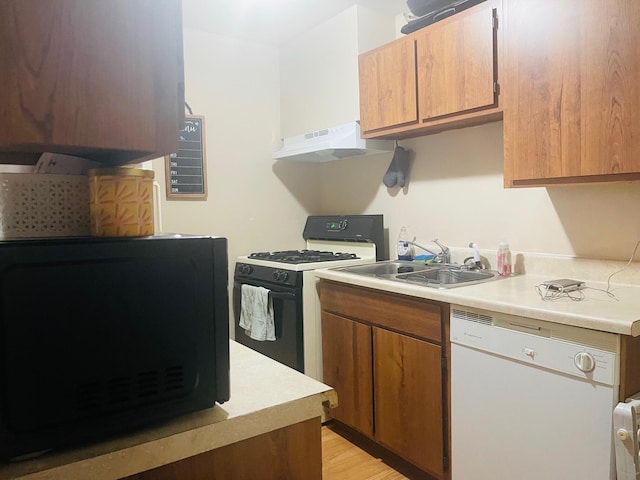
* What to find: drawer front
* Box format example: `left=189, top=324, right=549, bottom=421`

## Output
left=320, top=281, right=442, bottom=343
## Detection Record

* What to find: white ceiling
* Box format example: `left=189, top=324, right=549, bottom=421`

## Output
left=181, top=0, right=408, bottom=46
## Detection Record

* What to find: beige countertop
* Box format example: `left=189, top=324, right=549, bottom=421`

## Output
left=315, top=267, right=640, bottom=336
left=0, top=341, right=336, bottom=480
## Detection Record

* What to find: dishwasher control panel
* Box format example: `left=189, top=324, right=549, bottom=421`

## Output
left=450, top=306, right=619, bottom=386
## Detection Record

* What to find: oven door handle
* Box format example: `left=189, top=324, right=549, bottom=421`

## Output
left=269, top=291, right=296, bottom=300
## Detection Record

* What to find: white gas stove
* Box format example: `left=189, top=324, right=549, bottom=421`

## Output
left=233, top=215, right=385, bottom=381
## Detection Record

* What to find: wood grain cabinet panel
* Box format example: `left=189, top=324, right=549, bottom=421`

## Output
left=322, top=311, right=374, bottom=437
left=416, top=2, right=496, bottom=121
left=0, top=0, right=184, bottom=165
left=358, top=0, right=501, bottom=140
left=358, top=36, right=418, bottom=134
left=320, top=280, right=448, bottom=479
left=503, top=0, right=640, bottom=186
left=374, top=327, right=444, bottom=478
left=320, top=281, right=442, bottom=343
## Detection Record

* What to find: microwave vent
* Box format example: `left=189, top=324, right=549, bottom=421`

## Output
left=75, top=365, right=188, bottom=416
left=165, top=366, right=186, bottom=391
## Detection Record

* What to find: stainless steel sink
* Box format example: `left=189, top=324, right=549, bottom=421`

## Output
left=336, top=260, right=432, bottom=276
left=337, top=260, right=501, bottom=289
left=396, top=268, right=499, bottom=288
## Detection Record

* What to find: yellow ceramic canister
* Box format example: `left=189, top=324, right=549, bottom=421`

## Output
left=88, top=168, right=154, bottom=237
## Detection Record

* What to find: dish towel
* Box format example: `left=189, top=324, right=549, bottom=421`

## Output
left=239, top=284, right=276, bottom=341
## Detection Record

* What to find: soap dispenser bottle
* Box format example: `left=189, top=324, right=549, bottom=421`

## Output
left=497, top=241, right=512, bottom=276
left=397, top=226, right=413, bottom=260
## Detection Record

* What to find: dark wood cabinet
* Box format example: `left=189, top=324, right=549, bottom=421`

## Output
left=502, top=0, right=640, bottom=186
left=374, top=327, right=444, bottom=476
left=320, top=281, right=448, bottom=479
left=321, top=312, right=374, bottom=437
left=0, top=0, right=184, bottom=165
left=358, top=0, right=501, bottom=140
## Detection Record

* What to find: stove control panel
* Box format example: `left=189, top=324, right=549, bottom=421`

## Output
left=326, top=220, right=348, bottom=231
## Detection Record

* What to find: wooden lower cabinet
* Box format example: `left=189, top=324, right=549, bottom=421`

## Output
left=374, top=328, right=444, bottom=477
left=321, top=281, right=448, bottom=479
left=322, top=312, right=374, bottom=437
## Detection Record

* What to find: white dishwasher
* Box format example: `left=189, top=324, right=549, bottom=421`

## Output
left=450, top=305, right=620, bottom=480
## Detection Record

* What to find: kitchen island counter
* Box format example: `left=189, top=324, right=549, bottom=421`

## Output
left=315, top=268, right=640, bottom=337
left=1, top=341, right=336, bottom=480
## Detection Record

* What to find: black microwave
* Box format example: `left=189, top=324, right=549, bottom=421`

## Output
left=0, top=234, right=230, bottom=461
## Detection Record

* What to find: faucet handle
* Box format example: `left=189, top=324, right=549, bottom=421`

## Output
left=432, top=238, right=448, bottom=252
left=432, top=238, right=451, bottom=263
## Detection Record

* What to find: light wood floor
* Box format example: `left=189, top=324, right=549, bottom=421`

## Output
left=322, top=426, right=409, bottom=480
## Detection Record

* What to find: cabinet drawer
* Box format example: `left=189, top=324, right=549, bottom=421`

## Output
left=320, top=281, right=442, bottom=343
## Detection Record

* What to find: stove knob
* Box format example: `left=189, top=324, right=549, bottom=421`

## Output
left=574, top=352, right=595, bottom=372
left=272, top=270, right=288, bottom=282
left=240, top=265, right=253, bottom=275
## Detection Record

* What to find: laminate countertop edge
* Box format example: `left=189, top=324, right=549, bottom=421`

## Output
left=1, top=341, right=335, bottom=480
left=315, top=268, right=640, bottom=337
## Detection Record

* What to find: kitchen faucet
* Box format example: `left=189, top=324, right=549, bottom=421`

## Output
left=432, top=239, right=451, bottom=264
left=408, top=239, right=451, bottom=264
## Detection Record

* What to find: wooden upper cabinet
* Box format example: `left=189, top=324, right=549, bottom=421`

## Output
left=0, top=0, right=184, bottom=165
left=416, top=1, right=497, bottom=121
left=358, top=0, right=501, bottom=139
left=503, top=0, right=640, bottom=186
left=358, top=36, right=418, bottom=134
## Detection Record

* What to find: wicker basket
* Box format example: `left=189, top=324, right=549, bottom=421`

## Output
left=0, top=173, right=90, bottom=239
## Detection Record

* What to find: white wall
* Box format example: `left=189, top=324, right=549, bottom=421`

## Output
left=279, top=5, right=394, bottom=137
left=151, top=28, right=321, bottom=267
left=315, top=121, right=640, bottom=261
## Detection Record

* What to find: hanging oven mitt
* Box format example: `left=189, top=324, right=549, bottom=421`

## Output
left=383, top=145, right=410, bottom=188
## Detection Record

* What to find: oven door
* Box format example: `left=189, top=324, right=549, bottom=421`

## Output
left=233, top=277, right=304, bottom=373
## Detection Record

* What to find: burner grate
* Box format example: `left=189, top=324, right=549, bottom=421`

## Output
left=248, top=249, right=359, bottom=264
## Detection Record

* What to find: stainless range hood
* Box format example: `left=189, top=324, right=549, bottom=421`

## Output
left=273, top=121, right=392, bottom=162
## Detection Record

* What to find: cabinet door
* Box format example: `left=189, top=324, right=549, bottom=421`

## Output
left=0, top=0, right=183, bottom=164
left=416, top=1, right=497, bottom=121
left=358, top=36, right=418, bottom=134
left=503, top=0, right=640, bottom=186
left=321, top=312, right=373, bottom=437
left=373, top=327, right=444, bottom=477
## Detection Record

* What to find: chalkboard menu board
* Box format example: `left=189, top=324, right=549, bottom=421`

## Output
left=164, top=115, right=207, bottom=199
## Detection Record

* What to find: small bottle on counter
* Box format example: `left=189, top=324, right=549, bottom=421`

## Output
left=497, top=241, right=512, bottom=276
left=397, top=226, right=413, bottom=260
